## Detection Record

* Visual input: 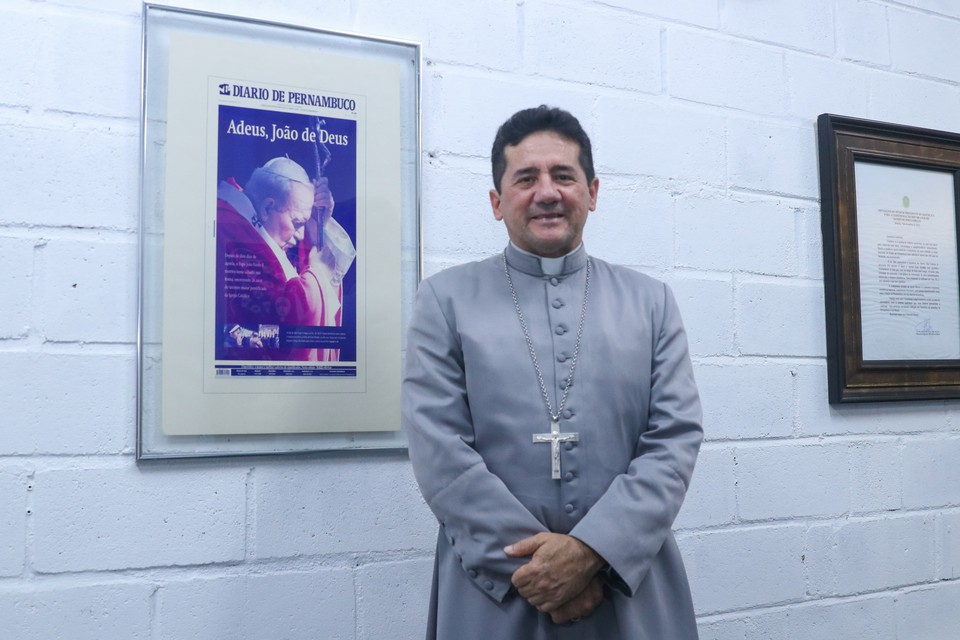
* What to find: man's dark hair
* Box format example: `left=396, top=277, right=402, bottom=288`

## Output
left=490, top=105, right=595, bottom=192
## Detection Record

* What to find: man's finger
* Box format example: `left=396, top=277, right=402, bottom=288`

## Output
left=504, top=533, right=546, bottom=557
left=549, top=576, right=604, bottom=624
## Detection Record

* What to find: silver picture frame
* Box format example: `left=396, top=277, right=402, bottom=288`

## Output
left=138, top=4, right=421, bottom=459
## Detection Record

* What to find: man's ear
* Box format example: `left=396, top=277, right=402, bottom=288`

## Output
left=490, top=188, right=503, bottom=221
left=259, top=197, right=277, bottom=221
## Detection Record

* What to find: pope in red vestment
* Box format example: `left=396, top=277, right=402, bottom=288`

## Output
left=215, top=157, right=346, bottom=362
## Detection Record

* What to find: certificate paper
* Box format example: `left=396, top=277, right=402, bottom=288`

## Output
left=159, top=32, right=402, bottom=435
left=855, top=161, right=960, bottom=361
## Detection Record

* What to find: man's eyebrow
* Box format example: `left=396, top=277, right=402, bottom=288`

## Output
left=510, top=164, right=578, bottom=177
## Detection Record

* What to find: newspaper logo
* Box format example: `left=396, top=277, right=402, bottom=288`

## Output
left=219, top=83, right=230, bottom=96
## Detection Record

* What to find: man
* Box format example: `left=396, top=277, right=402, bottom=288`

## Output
left=403, top=106, right=703, bottom=639
left=215, top=157, right=349, bottom=361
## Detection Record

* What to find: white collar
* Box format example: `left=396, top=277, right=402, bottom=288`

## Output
left=509, top=242, right=583, bottom=276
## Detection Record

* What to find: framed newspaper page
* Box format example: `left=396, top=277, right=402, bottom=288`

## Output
left=817, top=114, right=960, bottom=404
left=138, top=5, right=421, bottom=458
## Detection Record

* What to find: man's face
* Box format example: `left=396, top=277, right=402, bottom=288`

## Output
left=260, top=181, right=314, bottom=250
left=490, top=130, right=599, bottom=258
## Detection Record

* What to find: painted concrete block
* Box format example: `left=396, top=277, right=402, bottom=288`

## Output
left=32, top=466, right=246, bottom=572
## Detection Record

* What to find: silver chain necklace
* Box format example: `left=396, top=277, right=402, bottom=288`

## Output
left=502, top=251, right=591, bottom=423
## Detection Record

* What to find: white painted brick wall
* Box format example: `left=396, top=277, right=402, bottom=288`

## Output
left=889, top=8, right=960, bottom=83
left=595, top=97, right=728, bottom=184
left=0, top=583, right=153, bottom=639
left=605, top=0, right=720, bottom=28
left=727, top=117, right=820, bottom=197
left=669, top=276, right=735, bottom=356
left=896, top=582, right=960, bottom=640
left=2, top=123, right=140, bottom=230
left=0, top=237, right=34, bottom=338
left=837, top=0, right=891, bottom=65
left=31, top=466, right=247, bottom=572
left=902, top=436, right=960, bottom=509
left=681, top=524, right=808, bottom=613
left=253, top=460, right=433, bottom=558
left=0, top=352, right=134, bottom=454
left=675, top=195, right=799, bottom=275
left=694, top=362, right=795, bottom=440
left=0, top=7, right=44, bottom=109
left=868, top=70, right=960, bottom=133
left=674, top=447, right=737, bottom=530
left=356, top=559, right=433, bottom=639
left=785, top=54, right=871, bottom=121
left=0, top=471, right=27, bottom=577
left=43, top=10, right=141, bottom=118
left=850, top=440, right=904, bottom=513
left=589, top=181, right=676, bottom=270
left=156, top=572, right=356, bottom=640
left=3, top=1, right=959, bottom=638
left=525, top=2, right=661, bottom=92
left=737, top=443, right=849, bottom=520
left=667, top=30, right=786, bottom=115
left=723, top=0, right=835, bottom=55
left=737, top=279, right=826, bottom=356
left=936, top=510, right=960, bottom=580
left=36, top=238, right=137, bottom=342
left=807, top=515, right=937, bottom=596
left=747, top=596, right=899, bottom=640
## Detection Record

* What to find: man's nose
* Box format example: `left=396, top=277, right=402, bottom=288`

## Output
left=532, top=177, right=561, bottom=204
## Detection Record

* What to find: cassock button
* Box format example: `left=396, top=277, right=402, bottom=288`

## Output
left=552, top=299, right=564, bottom=309
left=564, top=471, right=575, bottom=481
left=484, top=580, right=494, bottom=590
left=564, top=503, right=575, bottom=514
left=555, top=325, right=567, bottom=335
left=562, top=409, right=573, bottom=419
left=564, top=441, right=575, bottom=451
left=549, top=277, right=560, bottom=286
left=557, top=354, right=569, bottom=363
left=468, top=569, right=478, bottom=578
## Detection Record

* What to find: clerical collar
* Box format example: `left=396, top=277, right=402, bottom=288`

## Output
left=505, top=242, right=587, bottom=276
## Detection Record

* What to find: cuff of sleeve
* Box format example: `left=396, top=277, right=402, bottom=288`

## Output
left=569, top=521, right=640, bottom=597
left=600, top=564, right=631, bottom=597
left=438, top=529, right=513, bottom=603
left=462, top=563, right=512, bottom=602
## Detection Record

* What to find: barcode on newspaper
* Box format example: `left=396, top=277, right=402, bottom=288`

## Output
left=215, top=369, right=231, bottom=377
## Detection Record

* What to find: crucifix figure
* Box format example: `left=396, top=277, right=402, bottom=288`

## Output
left=533, top=420, right=580, bottom=480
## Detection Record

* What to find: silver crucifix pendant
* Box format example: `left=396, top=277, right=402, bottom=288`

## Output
left=533, top=420, right=580, bottom=480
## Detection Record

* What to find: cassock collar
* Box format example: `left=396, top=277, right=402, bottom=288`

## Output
left=504, top=242, right=588, bottom=277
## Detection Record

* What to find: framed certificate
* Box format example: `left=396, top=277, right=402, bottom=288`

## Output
left=818, top=114, right=960, bottom=403
left=137, top=5, right=421, bottom=457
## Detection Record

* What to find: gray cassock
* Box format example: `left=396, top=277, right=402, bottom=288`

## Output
left=403, top=243, right=703, bottom=640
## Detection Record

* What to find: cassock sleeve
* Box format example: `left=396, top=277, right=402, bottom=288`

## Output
left=403, top=280, right=549, bottom=602
left=569, top=282, right=702, bottom=596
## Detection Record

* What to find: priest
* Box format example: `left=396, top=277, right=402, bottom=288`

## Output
left=403, top=106, right=703, bottom=639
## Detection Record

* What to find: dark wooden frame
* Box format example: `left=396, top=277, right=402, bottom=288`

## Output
left=818, top=114, right=960, bottom=403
